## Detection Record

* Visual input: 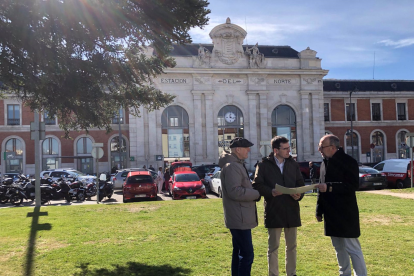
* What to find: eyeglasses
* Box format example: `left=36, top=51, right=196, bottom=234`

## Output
left=278, top=147, right=291, bottom=151
left=318, top=145, right=332, bottom=150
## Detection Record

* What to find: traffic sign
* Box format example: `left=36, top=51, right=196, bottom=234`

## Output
left=91, top=148, right=104, bottom=159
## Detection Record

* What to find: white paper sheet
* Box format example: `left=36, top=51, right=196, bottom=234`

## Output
left=274, top=184, right=318, bottom=194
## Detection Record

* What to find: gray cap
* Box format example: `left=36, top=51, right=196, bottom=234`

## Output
left=229, top=137, right=254, bottom=148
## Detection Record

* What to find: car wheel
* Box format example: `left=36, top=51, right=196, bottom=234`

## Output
left=396, top=180, right=404, bottom=189
left=123, top=195, right=127, bottom=203
left=218, top=187, right=222, bottom=198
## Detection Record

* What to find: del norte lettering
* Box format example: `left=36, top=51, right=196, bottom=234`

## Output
left=161, top=78, right=187, bottom=84
left=274, top=79, right=291, bottom=84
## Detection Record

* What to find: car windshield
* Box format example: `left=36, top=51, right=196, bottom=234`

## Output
left=127, top=175, right=154, bottom=184
left=359, top=168, right=379, bottom=174
left=175, top=174, right=200, bottom=182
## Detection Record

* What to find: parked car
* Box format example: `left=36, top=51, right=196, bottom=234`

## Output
left=202, top=167, right=220, bottom=193
left=113, top=168, right=157, bottom=189
left=358, top=166, right=387, bottom=190
left=298, top=161, right=321, bottom=180
left=168, top=170, right=206, bottom=200
left=122, top=171, right=157, bottom=203
left=373, top=159, right=412, bottom=188
left=40, top=168, right=75, bottom=178
left=170, top=161, right=192, bottom=175
left=210, top=171, right=222, bottom=198
left=46, top=169, right=96, bottom=183
left=2, top=173, right=21, bottom=180
left=192, top=164, right=218, bottom=180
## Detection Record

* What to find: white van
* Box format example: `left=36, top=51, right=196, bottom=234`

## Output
left=373, top=159, right=412, bottom=189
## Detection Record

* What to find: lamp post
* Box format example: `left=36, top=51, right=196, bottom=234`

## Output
left=349, top=87, right=358, bottom=159
left=118, top=112, right=123, bottom=169
left=349, top=90, right=354, bottom=158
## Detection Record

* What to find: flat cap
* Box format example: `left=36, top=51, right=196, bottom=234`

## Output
left=229, top=137, right=254, bottom=148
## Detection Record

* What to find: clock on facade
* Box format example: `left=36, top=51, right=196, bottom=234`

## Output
left=224, top=112, right=236, bottom=123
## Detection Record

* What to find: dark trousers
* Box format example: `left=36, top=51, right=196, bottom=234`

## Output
left=230, top=229, right=254, bottom=276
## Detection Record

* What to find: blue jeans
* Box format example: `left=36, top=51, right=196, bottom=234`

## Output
left=230, top=229, right=254, bottom=276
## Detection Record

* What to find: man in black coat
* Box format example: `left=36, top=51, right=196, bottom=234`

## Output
left=317, top=134, right=367, bottom=276
left=253, top=136, right=304, bottom=276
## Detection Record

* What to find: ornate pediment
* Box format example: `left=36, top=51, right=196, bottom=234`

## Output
left=209, top=18, right=247, bottom=66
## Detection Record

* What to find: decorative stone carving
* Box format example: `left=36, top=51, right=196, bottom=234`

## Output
left=197, top=44, right=211, bottom=67
left=245, top=43, right=265, bottom=68
left=250, top=77, right=266, bottom=85
left=214, top=32, right=244, bottom=65
left=194, top=77, right=211, bottom=84
left=303, top=77, right=317, bottom=84
left=209, top=18, right=247, bottom=66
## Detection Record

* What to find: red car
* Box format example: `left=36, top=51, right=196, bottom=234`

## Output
left=123, top=171, right=157, bottom=203
left=169, top=170, right=207, bottom=200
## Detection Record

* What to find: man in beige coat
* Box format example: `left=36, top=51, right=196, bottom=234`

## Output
left=219, top=137, right=261, bottom=276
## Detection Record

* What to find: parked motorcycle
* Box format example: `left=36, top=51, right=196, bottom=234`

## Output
left=1, top=183, right=26, bottom=206
left=66, top=179, right=86, bottom=201
left=84, top=182, right=97, bottom=200
left=97, top=178, right=114, bottom=202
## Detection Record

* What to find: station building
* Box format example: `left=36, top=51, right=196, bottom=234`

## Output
left=1, top=18, right=413, bottom=175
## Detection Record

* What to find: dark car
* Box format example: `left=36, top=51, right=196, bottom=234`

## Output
left=192, top=164, right=218, bottom=180
left=359, top=166, right=387, bottom=190
left=298, top=162, right=321, bottom=180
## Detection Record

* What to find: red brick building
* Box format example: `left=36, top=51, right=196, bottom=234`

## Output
left=2, top=80, right=414, bottom=175
left=323, top=80, right=414, bottom=163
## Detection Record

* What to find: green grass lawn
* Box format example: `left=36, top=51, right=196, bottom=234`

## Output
left=0, top=192, right=413, bottom=276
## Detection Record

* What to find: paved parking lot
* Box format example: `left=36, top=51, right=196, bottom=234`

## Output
left=0, top=190, right=220, bottom=208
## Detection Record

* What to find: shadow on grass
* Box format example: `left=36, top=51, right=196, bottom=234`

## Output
left=74, top=262, right=192, bottom=276
left=25, top=206, right=52, bottom=276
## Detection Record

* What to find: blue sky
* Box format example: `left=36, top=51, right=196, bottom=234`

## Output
left=189, top=0, right=414, bottom=80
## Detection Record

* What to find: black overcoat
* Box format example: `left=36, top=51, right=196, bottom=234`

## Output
left=316, top=148, right=361, bottom=238
left=252, top=153, right=305, bottom=228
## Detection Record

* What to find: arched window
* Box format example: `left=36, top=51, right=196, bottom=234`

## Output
left=345, top=132, right=359, bottom=161
left=271, top=105, right=297, bottom=156
left=372, top=131, right=385, bottom=163
left=217, top=105, right=244, bottom=156
left=5, top=138, right=23, bottom=173
left=110, top=136, right=127, bottom=170
left=42, top=138, right=59, bottom=170
left=161, top=106, right=190, bottom=159
left=397, top=130, right=410, bottom=159
left=76, top=137, right=93, bottom=174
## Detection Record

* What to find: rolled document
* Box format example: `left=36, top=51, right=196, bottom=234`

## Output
left=274, top=184, right=318, bottom=194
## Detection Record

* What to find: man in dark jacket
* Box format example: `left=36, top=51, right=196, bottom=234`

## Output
left=253, top=136, right=304, bottom=276
left=317, top=134, right=367, bottom=276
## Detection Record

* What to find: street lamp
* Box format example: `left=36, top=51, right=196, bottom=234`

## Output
left=118, top=112, right=123, bottom=169
left=349, top=87, right=358, bottom=159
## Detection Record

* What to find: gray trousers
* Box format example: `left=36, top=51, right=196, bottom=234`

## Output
left=268, top=227, right=297, bottom=276
left=331, top=237, right=367, bottom=276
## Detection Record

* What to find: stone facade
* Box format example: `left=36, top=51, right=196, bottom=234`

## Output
left=128, top=18, right=328, bottom=171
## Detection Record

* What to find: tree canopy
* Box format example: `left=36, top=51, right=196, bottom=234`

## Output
left=0, top=0, right=210, bottom=136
